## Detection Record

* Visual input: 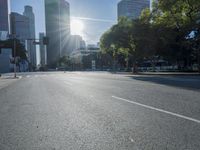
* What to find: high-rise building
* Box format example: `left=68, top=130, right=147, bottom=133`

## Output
left=117, top=0, right=150, bottom=20
left=0, top=48, right=12, bottom=73
left=80, top=40, right=86, bottom=49
left=59, top=0, right=70, bottom=57
left=69, top=35, right=85, bottom=52
left=10, top=12, right=30, bottom=72
left=45, top=0, right=70, bottom=66
left=39, top=33, right=47, bottom=66
left=0, top=0, right=10, bottom=32
left=10, top=12, right=30, bottom=45
left=0, top=0, right=10, bottom=41
left=23, top=6, right=37, bottom=67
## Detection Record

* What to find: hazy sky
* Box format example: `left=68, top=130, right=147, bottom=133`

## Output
left=11, top=0, right=120, bottom=44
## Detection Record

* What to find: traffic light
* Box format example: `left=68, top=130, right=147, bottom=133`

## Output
left=43, top=37, right=49, bottom=45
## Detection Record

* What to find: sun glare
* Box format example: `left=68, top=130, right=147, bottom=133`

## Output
left=71, top=19, right=84, bottom=36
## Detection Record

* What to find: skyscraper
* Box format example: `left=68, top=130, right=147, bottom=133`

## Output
left=59, top=0, right=70, bottom=57
left=0, top=0, right=9, bottom=32
left=39, top=32, right=47, bottom=67
left=117, top=0, right=150, bottom=20
left=45, top=0, right=70, bottom=66
left=23, top=6, right=37, bottom=67
left=0, top=0, right=10, bottom=40
left=10, top=12, right=30, bottom=45
left=69, top=35, right=86, bottom=52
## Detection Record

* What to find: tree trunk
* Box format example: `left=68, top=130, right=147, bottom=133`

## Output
left=126, top=58, right=129, bottom=71
left=132, top=61, right=138, bottom=74
left=112, top=54, right=117, bottom=72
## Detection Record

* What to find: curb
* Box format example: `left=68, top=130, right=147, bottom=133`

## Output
left=136, top=72, right=200, bottom=76
left=112, top=72, right=200, bottom=76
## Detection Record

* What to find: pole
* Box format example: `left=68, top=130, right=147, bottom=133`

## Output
left=198, top=47, right=200, bottom=73
left=13, top=38, right=17, bottom=78
left=30, top=40, right=32, bottom=71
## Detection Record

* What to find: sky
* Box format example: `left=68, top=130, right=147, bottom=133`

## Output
left=10, top=0, right=121, bottom=44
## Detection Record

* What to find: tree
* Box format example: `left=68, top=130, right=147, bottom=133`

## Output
left=0, top=39, right=27, bottom=60
left=100, top=0, right=200, bottom=72
left=152, top=0, right=200, bottom=70
left=100, top=17, right=136, bottom=71
left=58, top=56, right=71, bottom=68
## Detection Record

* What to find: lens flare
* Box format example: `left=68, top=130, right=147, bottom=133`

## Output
left=71, top=19, right=84, bottom=36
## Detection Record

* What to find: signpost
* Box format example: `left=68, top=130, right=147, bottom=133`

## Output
left=13, top=38, right=17, bottom=78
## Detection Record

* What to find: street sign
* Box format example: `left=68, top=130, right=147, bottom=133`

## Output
left=33, top=41, right=41, bottom=45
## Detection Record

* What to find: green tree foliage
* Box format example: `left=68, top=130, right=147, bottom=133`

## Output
left=0, top=39, right=27, bottom=60
left=153, top=0, right=200, bottom=69
left=100, top=0, right=200, bottom=71
left=58, top=56, right=71, bottom=67
left=100, top=17, right=135, bottom=70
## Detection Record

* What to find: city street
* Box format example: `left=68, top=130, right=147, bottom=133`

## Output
left=0, top=72, right=200, bottom=150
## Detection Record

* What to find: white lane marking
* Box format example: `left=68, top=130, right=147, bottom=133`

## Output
left=64, top=81, right=73, bottom=86
left=26, top=75, right=30, bottom=78
left=129, top=137, right=135, bottom=143
left=112, top=96, right=200, bottom=124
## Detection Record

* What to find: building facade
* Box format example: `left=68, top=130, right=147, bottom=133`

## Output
left=70, top=44, right=100, bottom=70
left=10, top=12, right=30, bottom=45
left=45, top=0, right=70, bottom=66
left=10, top=12, right=30, bottom=72
left=0, top=48, right=12, bottom=73
left=68, top=35, right=85, bottom=52
left=0, top=0, right=10, bottom=32
left=117, top=0, right=150, bottom=20
left=39, top=33, right=47, bottom=66
left=59, top=0, right=70, bottom=57
left=23, top=6, right=37, bottom=67
left=0, top=0, right=11, bottom=73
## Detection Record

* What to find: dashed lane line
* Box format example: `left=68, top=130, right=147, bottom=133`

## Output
left=112, top=96, right=200, bottom=124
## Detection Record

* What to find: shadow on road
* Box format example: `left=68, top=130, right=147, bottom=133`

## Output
left=129, top=76, right=200, bottom=91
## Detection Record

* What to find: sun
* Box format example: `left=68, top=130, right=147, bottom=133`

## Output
left=71, top=19, right=84, bottom=36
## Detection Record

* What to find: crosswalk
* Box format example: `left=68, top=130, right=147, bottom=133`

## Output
left=0, top=74, right=76, bottom=89
left=0, top=74, right=50, bottom=79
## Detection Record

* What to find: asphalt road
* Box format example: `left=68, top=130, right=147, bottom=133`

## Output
left=0, top=72, right=200, bottom=150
